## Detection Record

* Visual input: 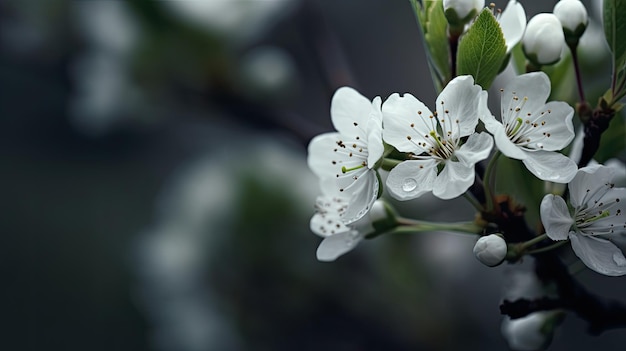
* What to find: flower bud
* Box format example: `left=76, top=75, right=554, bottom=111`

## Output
left=501, top=312, right=563, bottom=351
left=473, top=234, right=507, bottom=267
left=443, top=0, right=484, bottom=27
left=553, top=0, right=588, bottom=44
left=522, top=13, right=565, bottom=66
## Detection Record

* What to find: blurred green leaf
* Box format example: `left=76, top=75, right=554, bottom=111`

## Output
left=603, top=0, right=626, bottom=74
left=457, top=9, right=506, bottom=89
left=424, top=1, right=450, bottom=90
left=411, top=0, right=450, bottom=92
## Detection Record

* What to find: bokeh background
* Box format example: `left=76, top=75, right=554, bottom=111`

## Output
left=2, top=0, right=626, bottom=350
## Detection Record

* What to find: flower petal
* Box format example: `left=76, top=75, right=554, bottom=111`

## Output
left=499, top=0, right=526, bottom=53
left=521, top=101, right=574, bottom=151
left=455, top=132, right=494, bottom=167
left=382, top=92, right=434, bottom=153
left=436, top=75, right=483, bottom=137
left=331, top=87, right=372, bottom=137
left=432, top=160, right=475, bottom=199
left=386, top=159, right=437, bottom=200
left=316, top=230, right=362, bottom=261
left=307, top=132, right=345, bottom=178
left=341, top=170, right=379, bottom=225
left=540, top=194, right=573, bottom=241
left=568, top=164, right=616, bottom=208
left=367, top=96, right=384, bottom=167
left=569, top=234, right=626, bottom=276
left=500, top=72, right=550, bottom=125
left=521, top=150, right=577, bottom=183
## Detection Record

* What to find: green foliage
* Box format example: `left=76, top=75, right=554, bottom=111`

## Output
left=411, top=0, right=450, bottom=92
left=457, top=9, right=507, bottom=89
left=604, top=0, right=626, bottom=74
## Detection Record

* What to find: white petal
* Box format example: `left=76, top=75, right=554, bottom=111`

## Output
left=310, top=211, right=349, bottom=237
left=367, top=96, right=384, bottom=167
left=521, top=101, right=575, bottom=151
left=568, top=164, right=615, bottom=208
left=540, top=194, right=573, bottom=241
left=316, top=231, right=362, bottom=261
left=436, top=75, right=482, bottom=137
left=491, top=123, right=528, bottom=159
left=432, top=160, right=475, bottom=199
left=341, top=171, right=379, bottom=225
left=307, top=132, right=344, bottom=178
left=455, top=132, right=494, bottom=167
left=569, top=234, right=626, bottom=276
left=386, top=159, right=437, bottom=200
left=330, top=87, right=372, bottom=137
left=382, top=92, right=434, bottom=153
left=499, top=0, right=526, bottom=53
left=500, top=72, right=550, bottom=125
left=521, top=150, right=577, bottom=183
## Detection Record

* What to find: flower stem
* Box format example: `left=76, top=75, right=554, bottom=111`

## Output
left=483, top=150, right=501, bottom=212
left=518, top=233, right=549, bottom=252
left=525, top=240, right=568, bottom=255
left=463, top=192, right=485, bottom=212
left=393, top=217, right=483, bottom=235
left=381, top=157, right=402, bottom=171
left=568, top=42, right=586, bottom=104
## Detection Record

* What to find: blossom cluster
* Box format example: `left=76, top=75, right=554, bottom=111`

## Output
left=308, top=71, right=578, bottom=261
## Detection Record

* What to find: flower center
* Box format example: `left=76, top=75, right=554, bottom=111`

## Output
left=503, top=94, right=552, bottom=150
left=574, top=182, right=625, bottom=236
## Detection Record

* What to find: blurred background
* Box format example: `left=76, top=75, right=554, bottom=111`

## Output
left=2, top=0, right=626, bottom=350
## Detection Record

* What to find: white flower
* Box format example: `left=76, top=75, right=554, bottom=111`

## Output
left=307, top=87, right=384, bottom=224
left=382, top=75, right=493, bottom=200
left=501, top=312, right=556, bottom=351
left=540, top=165, right=626, bottom=276
left=443, top=0, right=484, bottom=26
left=498, top=0, right=527, bottom=54
left=522, top=13, right=565, bottom=65
left=310, top=185, right=387, bottom=261
left=473, top=234, right=507, bottom=266
left=482, top=72, right=577, bottom=183
left=553, top=0, right=588, bottom=39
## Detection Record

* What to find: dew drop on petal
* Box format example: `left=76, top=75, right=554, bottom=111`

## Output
left=402, top=178, right=417, bottom=192
left=613, top=253, right=626, bottom=267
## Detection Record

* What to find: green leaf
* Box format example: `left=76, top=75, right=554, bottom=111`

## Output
left=412, top=0, right=450, bottom=92
left=603, top=0, right=626, bottom=74
left=456, top=9, right=507, bottom=89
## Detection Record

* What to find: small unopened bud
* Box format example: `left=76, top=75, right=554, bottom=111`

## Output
left=443, top=0, right=485, bottom=27
left=473, top=234, right=507, bottom=267
left=522, top=14, right=565, bottom=66
left=553, top=0, right=588, bottom=45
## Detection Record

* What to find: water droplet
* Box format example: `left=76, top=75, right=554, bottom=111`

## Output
left=613, top=253, right=626, bottom=267
left=402, top=178, right=417, bottom=192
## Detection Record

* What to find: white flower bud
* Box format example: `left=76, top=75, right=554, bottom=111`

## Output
left=501, top=312, right=558, bottom=351
left=473, top=234, right=507, bottom=267
left=522, top=13, right=565, bottom=66
left=553, top=0, right=588, bottom=41
left=443, top=0, right=484, bottom=27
